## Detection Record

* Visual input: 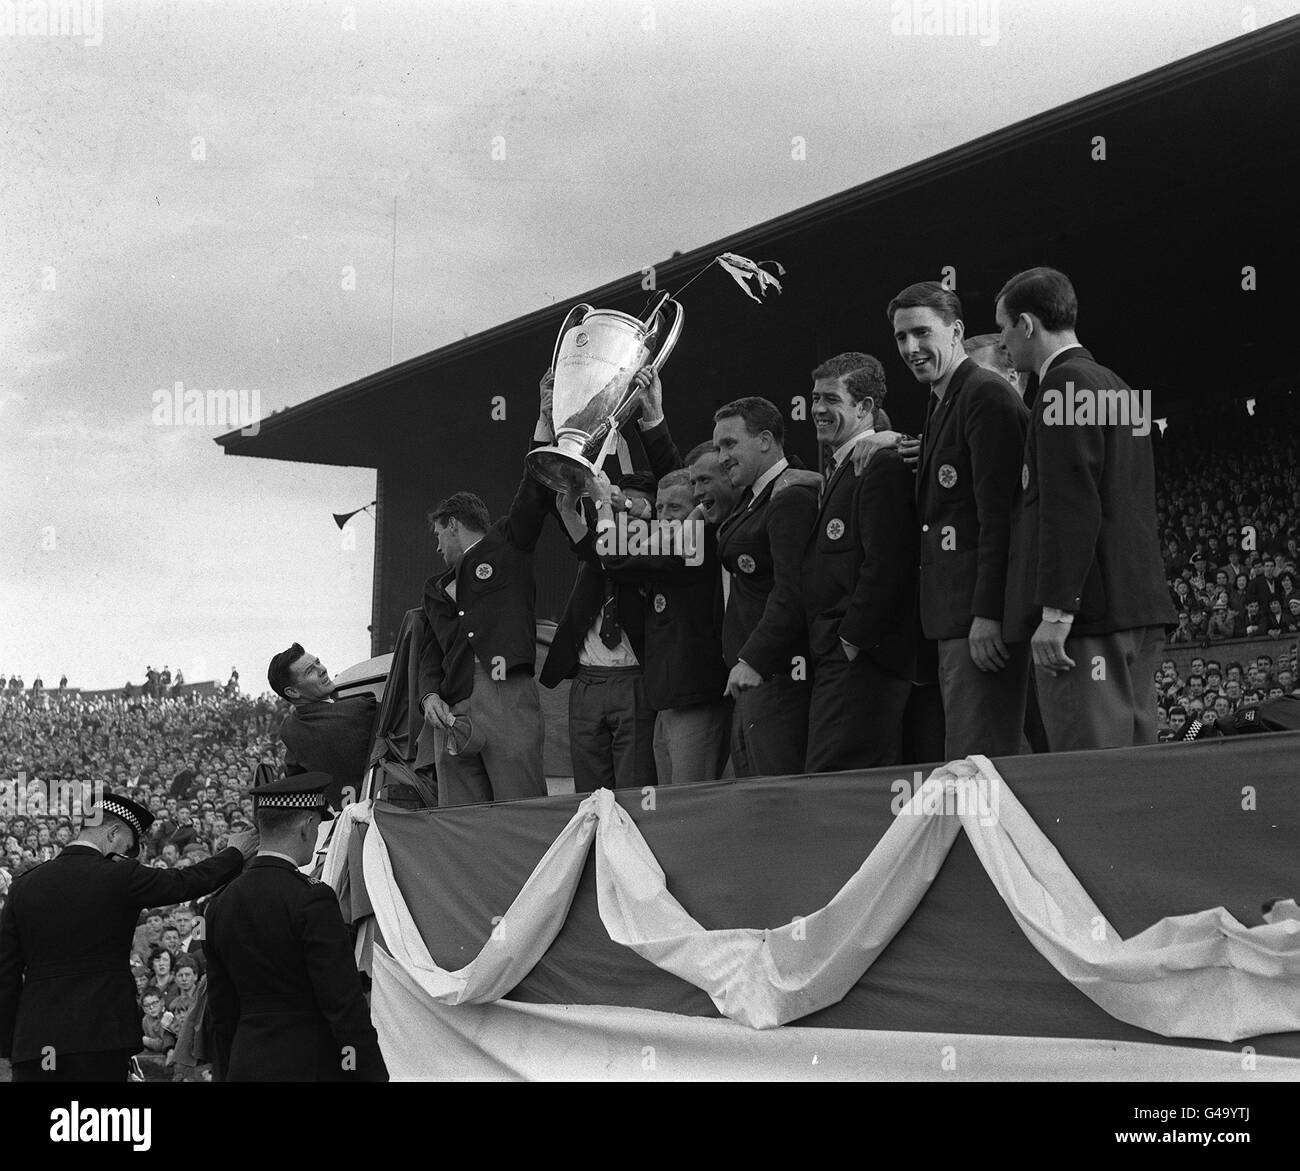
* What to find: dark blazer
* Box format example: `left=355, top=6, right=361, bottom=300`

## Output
left=280, top=693, right=379, bottom=809
left=917, top=357, right=1028, bottom=639
left=715, top=468, right=819, bottom=678
left=0, top=844, right=244, bottom=1063
left=802, top=446, right=925, bottom=680
left=1003, top=345, right=1177, bottom=641
left=600, top=522, right=728, bottom=710
left=204, top=855, right=387, bottom=1082
left=540, top=420, right=683, bottom=687
left=419, top=457, right=553, bottom=707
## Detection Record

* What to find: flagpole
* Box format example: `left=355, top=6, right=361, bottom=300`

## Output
left=389, top=196, right=398, bottom=367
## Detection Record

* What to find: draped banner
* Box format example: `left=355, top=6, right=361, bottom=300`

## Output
left=325, top=735, right=1300, bottom=1078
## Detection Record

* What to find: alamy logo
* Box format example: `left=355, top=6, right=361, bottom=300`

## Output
left=890, top=0, right=999, bottom=46
left=50, top=1103, right=151, bottom=1152
left=151, top=381, right=261, bottom=436
left=0, top=1, right=104, bottom=46
left=595, top=513, right=705, bottom=567
left=1, top=775, right=104, bottom=822
left=1041, top=380, right=1152, bottom=437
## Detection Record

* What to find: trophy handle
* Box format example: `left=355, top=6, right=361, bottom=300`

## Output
left=550, top=304, right=592, bottom=375
left=648, top=297, right=685, bottom=373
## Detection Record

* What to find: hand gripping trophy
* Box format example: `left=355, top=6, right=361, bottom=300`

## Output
left=526, top=253, right=785, bottom=497
left=526, top=291, right=684, bottom=496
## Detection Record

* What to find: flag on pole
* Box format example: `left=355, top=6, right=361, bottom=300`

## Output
left=715, top=253, right=786, bottom=302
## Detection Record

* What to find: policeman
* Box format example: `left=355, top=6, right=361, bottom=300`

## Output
left=203, top=772, right=388, bottom=1081
left=0, top=790, right=256, bottom=1082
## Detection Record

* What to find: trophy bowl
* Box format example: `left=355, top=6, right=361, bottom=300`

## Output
left=526, top=296, right=684, bottom=495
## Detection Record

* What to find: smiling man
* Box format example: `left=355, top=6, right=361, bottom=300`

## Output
left=268, top=645, right=378, bottom=810
left=798, top=353, right=926, bottom=769
left=714, top=396, right=818, bottom=777
left=888, top=281, right=1029, bottom=759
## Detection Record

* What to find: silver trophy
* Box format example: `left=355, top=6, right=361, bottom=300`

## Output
left=526, top=292, right=684, bottom=495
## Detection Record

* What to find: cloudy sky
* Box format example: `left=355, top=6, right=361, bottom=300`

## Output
left=2, top=0, right=1294, bottom=690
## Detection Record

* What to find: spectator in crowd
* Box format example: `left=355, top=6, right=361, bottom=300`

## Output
left=136, top=991, right=175, bottom=1079
left=145, top=946, right=177, bottom=1004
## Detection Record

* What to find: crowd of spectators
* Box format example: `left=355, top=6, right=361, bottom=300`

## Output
left=1, top=678, right=290, bottom=1081
left=1156, top=397, right=1300, bottom=645
left=1153, top=643, right=1299, bottom=740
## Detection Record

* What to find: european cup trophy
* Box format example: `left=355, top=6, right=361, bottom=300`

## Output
left=526, top=292, right=685, bottom=496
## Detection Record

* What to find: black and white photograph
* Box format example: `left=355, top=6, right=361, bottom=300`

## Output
left=2, top=0, right=1298, bottom=1144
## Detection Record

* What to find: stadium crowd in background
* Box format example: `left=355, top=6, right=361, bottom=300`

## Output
left=0, top=682, right=291, bottom=1081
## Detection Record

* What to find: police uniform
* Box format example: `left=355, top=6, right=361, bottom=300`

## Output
left=0, top=792, right=245, bottom=1082
left=203, top=775, right=388, bottom=1082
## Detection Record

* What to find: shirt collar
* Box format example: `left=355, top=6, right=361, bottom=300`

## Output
left=256, top=849, right=302, bottom=866
left=833, top=426, right=875, bottom=469
left=750, top=457, right=789, bottom=500
left=1038, top=343, right=1080, bottom=384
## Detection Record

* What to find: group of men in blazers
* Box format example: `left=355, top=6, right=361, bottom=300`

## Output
left=409, top=264, right=1172, bottom=802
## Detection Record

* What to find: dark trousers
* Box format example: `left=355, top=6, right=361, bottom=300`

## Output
left=806, top=651, right=912, bottom=772
left=937, top=637, right=1030, bottom=758
left=570, top=666, right=657, bottom=792
left=902, top=681, right=946, bottom=766
left=731, top=674, right=811, bottom=778
left=12, top=1048, right=134, bottom=1082
left=1035, top=625, right=1166, bottom=751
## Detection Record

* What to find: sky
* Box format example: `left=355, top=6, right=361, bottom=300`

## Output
left=3, top=0, right=1296, bottom=690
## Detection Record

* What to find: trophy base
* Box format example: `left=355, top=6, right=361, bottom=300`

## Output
left=525, top=446, right=600, bottom=496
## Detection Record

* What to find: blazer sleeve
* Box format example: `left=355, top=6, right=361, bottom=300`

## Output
left=501, top=450, right=555, bottom=553
left=416, top=591, right=446, bottom=704
left=839, top=455, right=916, bottom=651
left=1034, top=389, right=1106, bottom=612
left=739, top=488, right=817, bottom=677
left=121, top=848, right=245, bottom=908
left=967, top=387, right=1029, bottom=621
left=0, top=892, right=23, bottom=1058
left=296, top=884, right=389, bottom=1081
left=639, top=419, right=684, bottom=481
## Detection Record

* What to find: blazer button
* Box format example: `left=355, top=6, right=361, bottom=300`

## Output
left=467, top=631, right=475, bottom=638
left=921, top=524, right=929, bottom=533
left=458, top=611, right=465, bottom=617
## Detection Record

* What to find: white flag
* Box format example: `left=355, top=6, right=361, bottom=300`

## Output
left=716, top=253, right=786, bottom=303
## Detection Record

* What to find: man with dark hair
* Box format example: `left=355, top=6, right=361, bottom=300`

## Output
left=204, top=774, right=387, bottom=1082
left=543, top=369, right=680, bottom=791
left=0, top=791, right=256, bottom=1082
left=997, top=266, right=1174, bottom=750
left=715, top=396, right=819, bottom=776
left=888, top=280, right=1030, bottom=759
left=796, top=352, right=925, bottom=769
left=269, top=644, right=378, bottom=810
left=590, top=455, right=731, bottom=785
left=417, top=371, right=555, bottom=805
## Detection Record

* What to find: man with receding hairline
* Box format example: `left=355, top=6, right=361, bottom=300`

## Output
left=996, top=266, right=1173, bottom=750
left=888, top=280, right=1029, bottom=759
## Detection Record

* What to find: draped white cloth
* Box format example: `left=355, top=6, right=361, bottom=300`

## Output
left=348, top=757, right=1300, bottom=1041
